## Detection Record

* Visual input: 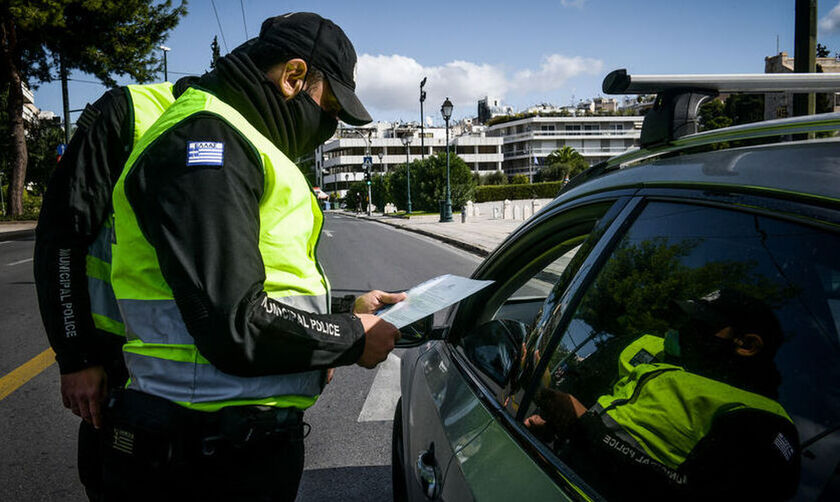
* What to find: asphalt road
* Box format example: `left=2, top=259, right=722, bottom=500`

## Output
left=0, top=214, right=480, bottom=501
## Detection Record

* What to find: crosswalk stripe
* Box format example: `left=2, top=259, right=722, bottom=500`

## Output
left=357, top=353, right=401, bottom=422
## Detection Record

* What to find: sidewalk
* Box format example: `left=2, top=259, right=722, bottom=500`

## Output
left=0, top=221, right=36, bottom=239
left=342, top=211, right=530, bottom=257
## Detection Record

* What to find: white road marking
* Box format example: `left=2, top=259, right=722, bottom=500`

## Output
left=322, top=229, right=334, bottom=238
left=6, top=257, right=33, bottom=267
left=0, top=241, right=11, bottom=245
left=357, top=352, right=402, bottom=422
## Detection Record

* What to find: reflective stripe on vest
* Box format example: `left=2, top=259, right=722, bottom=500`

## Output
left=86, top=82, right=176, bottom=336
left=594, top=335, right=792, bottom=469
left=111, top=87, right=329, bottom=412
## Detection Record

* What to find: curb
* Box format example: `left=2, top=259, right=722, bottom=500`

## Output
left=343, top=212, right=490, bottom=258
left=0, top=228, right=36, bottom=240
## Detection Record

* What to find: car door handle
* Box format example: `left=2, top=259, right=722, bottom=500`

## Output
left=416, top=443, right=440, bottom=499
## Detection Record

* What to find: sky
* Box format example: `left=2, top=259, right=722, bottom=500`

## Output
left=31, top=0, right=840, bottom=128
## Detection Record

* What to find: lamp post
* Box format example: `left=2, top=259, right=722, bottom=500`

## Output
left=440, top=97, right=453, bottom=222
left=159, top=45, right=171, bottom=81
left=377, top=151, right=384, bottom=173
left=345, top=127, right=373, bottom=215
left=420, top=77, right=427, bottom=161
left=400, top=131, right=413, bottom=214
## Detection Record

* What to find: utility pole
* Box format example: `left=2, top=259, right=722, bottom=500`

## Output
left=793, top=0, right=816, bottom=118
left=60, top=54, right=71, bottom=144
left=420, top=77, right=427, bottom=161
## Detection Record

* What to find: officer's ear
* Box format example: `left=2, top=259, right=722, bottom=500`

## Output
left=267, top=58, right=308, bottom=100
left=734, top=332, right=764, bottom=357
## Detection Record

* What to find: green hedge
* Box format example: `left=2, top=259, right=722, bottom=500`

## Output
left=474, top=181, right=564, bottom=202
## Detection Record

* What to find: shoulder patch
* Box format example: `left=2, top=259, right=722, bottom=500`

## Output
left=187, top=141, right=224, bottom=167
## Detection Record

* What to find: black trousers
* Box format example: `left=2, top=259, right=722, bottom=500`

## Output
left=78, top=336, right=129, bottom=501
left=100, top=390, right=305, bottom=502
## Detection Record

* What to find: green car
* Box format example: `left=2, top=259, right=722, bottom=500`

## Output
left=392, top=70, right=840, bottom=501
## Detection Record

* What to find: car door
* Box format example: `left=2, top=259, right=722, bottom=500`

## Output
left=402, top=193, right=635, bottom=501
left=509, top=191, right=840, bottom=501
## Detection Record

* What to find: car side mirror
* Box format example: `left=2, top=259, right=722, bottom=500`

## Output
left=461, top=319, right=526, bottom=387
left=395, top=314, right=438, bottom=348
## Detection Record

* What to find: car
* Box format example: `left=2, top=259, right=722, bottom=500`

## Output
left=392, top=70, right=840, bottom=501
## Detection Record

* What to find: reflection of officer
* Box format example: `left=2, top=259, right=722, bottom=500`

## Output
left=33, top=77, right=195, bottom=500
left=102, top=13, right=403, bottom=501
left=528, top=290, right=800, bottom=500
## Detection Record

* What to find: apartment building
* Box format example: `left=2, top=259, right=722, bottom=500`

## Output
left=764, top=51, right=840, bottom=119
left=316, top=122, right=503, bottom=195
left=485, top=115, right=643, bottom=177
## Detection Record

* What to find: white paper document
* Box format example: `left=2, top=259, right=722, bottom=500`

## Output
left=377, top=274, right=494, bottom=329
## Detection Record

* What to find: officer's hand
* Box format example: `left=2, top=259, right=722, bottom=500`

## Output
left=60, top=366, right=108, bottom=429
left=354, top=290, right=407, bottom=315
left=326, top=368, right=336, bottom=384
left=356, top=314, right=401, bottom=368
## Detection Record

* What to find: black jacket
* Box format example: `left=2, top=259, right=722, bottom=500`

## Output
left=34, top=80, right=189, bottom=374
left=122, top=54, right=366, bottom=377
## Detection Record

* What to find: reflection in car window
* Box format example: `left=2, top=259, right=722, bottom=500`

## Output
left=522, top=202, right=840, bottom=501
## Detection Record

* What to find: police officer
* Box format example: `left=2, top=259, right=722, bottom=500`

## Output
left=527, top=290, right=800, bottom=500
left=102, top=13, right=403, bottom=501
left=34, top=76, right=196, bottom=499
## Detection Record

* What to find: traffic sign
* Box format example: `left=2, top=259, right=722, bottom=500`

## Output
left=363, top=156, right=373, bottom=168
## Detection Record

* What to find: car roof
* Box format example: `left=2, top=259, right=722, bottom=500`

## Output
left=550, top=137, right=840, bottom=209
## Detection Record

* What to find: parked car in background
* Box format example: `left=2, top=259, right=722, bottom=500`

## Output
left=392, top=70, right=840, bottom=501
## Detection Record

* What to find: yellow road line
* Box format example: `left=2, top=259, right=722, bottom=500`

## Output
left=0, top=348, right=55, bottom=401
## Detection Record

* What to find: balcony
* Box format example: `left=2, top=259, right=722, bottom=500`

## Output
left=502, top=129, right=639, bottom=142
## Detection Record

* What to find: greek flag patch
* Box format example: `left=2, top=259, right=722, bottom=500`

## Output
left=187, top=141, right=224, bottom=166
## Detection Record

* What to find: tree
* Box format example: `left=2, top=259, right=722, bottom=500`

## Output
left=370, top=173, right=391, bottom=212
left=480, top=170, right=507, bottom=186
left=210, top=35, right=220, bottom=69
left=698, top=95, right=763, bottom=132
left=344, top=181, right=367, bottom=212
left=816, top=43, right=831, bottom=58
left=510, top=174, right=529, bottom=184
left=536, top=146, right=588, bottom=182
left=698, top=99, right=733, bottom=131
left=389, top=153, right=476, bottom=212
left=387, top=160, right=420, bottom=212
left=24, top=115, right=64, bottom=195
left=0, top=0, right=187, bottom=216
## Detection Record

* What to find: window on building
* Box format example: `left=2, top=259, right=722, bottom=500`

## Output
left=478, top=145, right=498, bottom=154
left=565, top=125, right=582, bottom=134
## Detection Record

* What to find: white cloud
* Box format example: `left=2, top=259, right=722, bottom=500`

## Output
left=513, top=54, right=603, bottom=93
left=355, top=53, right=603, bottom=120
left=560, top=0, right=587, bottom=9
left=819, top=2, right=840, bottom=33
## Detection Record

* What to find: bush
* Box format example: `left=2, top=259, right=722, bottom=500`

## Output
left=474, top=181, right=565, bottom=203
left=510, top=174, right=529, bottom=185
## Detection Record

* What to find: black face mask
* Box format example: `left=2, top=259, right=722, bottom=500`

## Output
left=285, top=90, right=338, bottom=160
left=676, top=327, right=780, bottom=397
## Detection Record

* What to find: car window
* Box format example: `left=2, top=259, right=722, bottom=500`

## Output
left=452, top=201, right=618, bottom=405
left=521, top=201, right=840, bottom=501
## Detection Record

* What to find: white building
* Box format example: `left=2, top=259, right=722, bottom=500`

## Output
left=316, top=122, right=503, bottom=196
left=486, top=115, right=643, bottom=177
left=22, top=83, right=40, bottom=124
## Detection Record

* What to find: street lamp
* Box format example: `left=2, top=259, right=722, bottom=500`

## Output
left=159, top=45, right=171, bottom=81
left=400, top=130, right=413, bottom=214
left=440, top=97, right=454, bottom=222
left=420, top=77, right=427, bottom=161
left=344, top=126, right=373, bottom=215
left=377, top=151, right=384, bottom=173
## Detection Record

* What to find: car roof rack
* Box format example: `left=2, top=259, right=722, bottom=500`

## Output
left=602, top=69, right=840, bottom=148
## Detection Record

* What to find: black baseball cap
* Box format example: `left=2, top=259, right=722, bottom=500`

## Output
left=257, top=12, right=372, bottom=126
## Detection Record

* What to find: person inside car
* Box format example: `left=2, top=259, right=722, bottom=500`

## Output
left=525, top=289, right=800, bottom=500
